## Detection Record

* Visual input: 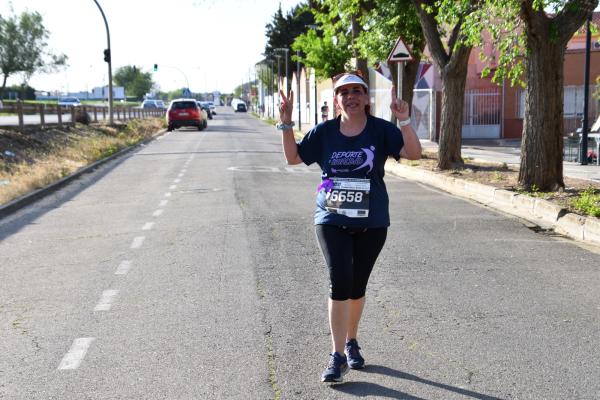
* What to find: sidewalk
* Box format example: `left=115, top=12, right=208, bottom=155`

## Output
left=422, top=139, right=600, bottom=183
left=385, top=139, right=600, bottom=248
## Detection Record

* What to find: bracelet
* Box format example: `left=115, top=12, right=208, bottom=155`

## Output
left=276, top=121, right=295, bottom=130
left=398, top=118, right=411, bottom=127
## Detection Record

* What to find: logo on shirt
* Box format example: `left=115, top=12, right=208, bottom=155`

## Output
left=329, top=146, right=375, bottom=174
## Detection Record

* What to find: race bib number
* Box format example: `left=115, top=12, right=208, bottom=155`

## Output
left=325, top=178, right=370, bottom=218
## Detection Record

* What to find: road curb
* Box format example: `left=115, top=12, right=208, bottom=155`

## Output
left=385, top=161, right=600, bottom=247
left=0, top=129, right=167, bottom=220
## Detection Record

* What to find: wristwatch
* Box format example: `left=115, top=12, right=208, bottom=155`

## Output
left=276, top=121, right=295, bottom=130
left=398, top=118, right=411, bottom=127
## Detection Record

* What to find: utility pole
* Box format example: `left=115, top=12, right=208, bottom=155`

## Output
left=297, top=50, right=301, bottom=130
left=274, top=48, right=290, bottom=92
left=580, top=14, right=592, bottom=165
left=93, top=0, right=113, bottom=125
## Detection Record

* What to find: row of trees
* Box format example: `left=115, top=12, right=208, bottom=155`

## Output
left=0, top=9, right=161, bottom=102
left=263, top=0, right=598, bottom=191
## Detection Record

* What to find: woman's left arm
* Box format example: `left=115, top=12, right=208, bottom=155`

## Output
left=390, top=87, right=421, bottom=160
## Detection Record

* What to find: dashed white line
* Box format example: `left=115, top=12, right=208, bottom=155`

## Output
left=181, top=169, right=187, bottom=173
left=177, top=173, right=184, bottom=178
left=142, top=222, right=155, bottom=231
left=169, top=185, right=177, bottom=190
left=58, top=338, right=95, bottom=370
left=159, top=200, right=168, bottom=207
left=164, top=192, right=172, bottom=198
left=94, top=289, right=119, bottom=311
left=130, top=236, right=145, bottom=249
left=174, top=178, right=181, bottom=183
left=115, top=260, right=131, bottom=275
left=152, top=209, right=164, bottom=217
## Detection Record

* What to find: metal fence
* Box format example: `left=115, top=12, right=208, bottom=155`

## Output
left=462, top=89, right=501, bottom=139
left=0, top=101, right=163, bottom=131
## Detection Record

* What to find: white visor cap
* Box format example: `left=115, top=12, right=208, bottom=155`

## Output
left=333, top=74, right=368, bottom=93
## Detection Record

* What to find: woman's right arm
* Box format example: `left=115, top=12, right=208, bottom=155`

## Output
left=279, top=90, right=303, bottom=165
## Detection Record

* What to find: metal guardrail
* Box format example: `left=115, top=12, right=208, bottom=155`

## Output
left=0, top=100, right=164, bottom=130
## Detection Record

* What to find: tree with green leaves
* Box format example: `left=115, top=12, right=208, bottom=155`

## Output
left=264, top=2, right=314, bottom=91
left=113, top=66, right=154, bottom=100
left=0, top=9, right=67, bottom=99
left=412, top=0, right=481, bottom=170
left=472, top=0, right=597, bottom=190
left=354, top=0, right=425, bottom=108
left=515, top=0, right=597, bottom=190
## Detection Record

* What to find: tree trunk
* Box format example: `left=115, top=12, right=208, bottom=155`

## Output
left=518, top=41, right=566, bottom=191
left=437, top=53, right=470, bottom=170
left=0, top=74, right=7, bottom=100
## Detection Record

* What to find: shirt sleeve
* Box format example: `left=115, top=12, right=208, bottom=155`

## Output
left=297, top=125, right=322, bottom=166
left=384, top=120, right=404, bottom=161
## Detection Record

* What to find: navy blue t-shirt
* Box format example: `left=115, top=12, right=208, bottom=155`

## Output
left=297, top=115, right=404, bottom=228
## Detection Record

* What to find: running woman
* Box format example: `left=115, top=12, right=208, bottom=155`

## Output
left=277, top=72, right=421, bottom=383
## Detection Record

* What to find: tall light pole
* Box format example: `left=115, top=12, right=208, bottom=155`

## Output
left=296, top=50, right=301, bottom=130
left=274, top=48, right=290, bottom=92
left=580, top=14, right=592, bottom=165
left=93, top=0, right=113, bottom=124
left=274, top=54, right=282, bottom=93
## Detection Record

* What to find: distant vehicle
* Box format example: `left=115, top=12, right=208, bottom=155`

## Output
left=197, top=101, right=213, bottom=120
left=58, top=97, right=81, bottom=107
left=236, top=102, right=247, bottom=112
left=141, top=99, right=166, bottom=109
left=166, top=98, right=206, bottom=131
left=206, top=101, right=216, bottom=115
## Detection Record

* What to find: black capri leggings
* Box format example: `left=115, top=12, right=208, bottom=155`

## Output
left=315, top=224, right=388, bottom=301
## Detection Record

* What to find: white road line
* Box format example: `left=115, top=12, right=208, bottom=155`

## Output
left=164, top=192, right=172, bottom=198
left=57, top=338, right=95, bottom=370
left=159, top=200, right=168, bottom=207
left=142, top=222, right=155, bottom=231
left=169, top=185, right=177, bottom=190
left=130, top=236, right=145, bottom=249
left=177, top=173, right=184, bottom=178
left=181, top=169, right=187, bottom=173
left=115, top=260, right=131, bottom=275
left=174, top=178, right=181, bottom=183
left=94, top=289, right=119, bottom=311
left=153, top=209, right=164, bottom=217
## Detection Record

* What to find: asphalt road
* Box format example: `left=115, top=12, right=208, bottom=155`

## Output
left=1, top=107, right=599, bottom=399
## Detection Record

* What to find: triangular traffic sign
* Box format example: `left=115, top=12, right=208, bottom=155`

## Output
left=388, top=37, right=413, bottom=63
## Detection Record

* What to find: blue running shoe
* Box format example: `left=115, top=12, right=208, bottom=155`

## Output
left=345, top=339, right=365, bottom=369
left=321, top=352, right=349, bottom=383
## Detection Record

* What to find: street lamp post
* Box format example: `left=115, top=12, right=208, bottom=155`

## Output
left=580, top=14, right=592, bottom=165
left=93, top=0, right=113, bottom=125
left=274, top=48, right=290, bottom=92
left=296, top=50, right=301, bottom=130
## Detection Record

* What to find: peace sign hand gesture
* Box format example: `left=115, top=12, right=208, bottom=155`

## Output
left=390, top=86, right=409, bottom=122
left=279, top=90, right=294, bottom=124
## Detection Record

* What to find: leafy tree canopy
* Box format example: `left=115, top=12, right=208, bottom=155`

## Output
left=0, top=9, right=67, bottom=98
left=113, top=65, right=154, bottom=100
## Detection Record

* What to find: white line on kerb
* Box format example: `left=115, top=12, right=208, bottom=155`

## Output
left=130, top=236, right=145, bottom=249
left=169, top=185, right=177, bottom=190
left=58, top=338, right=95, bottom=370
left=115, top=260, right=131, bottom=275
left=142, top=222, right=155, bottom=231
left=94, top=289, right=118, bottom=311
left=153, top=209, right=164, bottom=217
left=164, top=192, right=172, bottom=197
left=159, top=200, right=168, bottom=207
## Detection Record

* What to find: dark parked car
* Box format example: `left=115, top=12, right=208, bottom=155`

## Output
left=166, top=99, right=207, bottom=131
left=236, top=103, right=247, bottom=112
left=197, top=101, right=213, bottom=119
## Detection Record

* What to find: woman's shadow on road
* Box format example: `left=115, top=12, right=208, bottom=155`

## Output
left=332, top=364, right=504, bottom=400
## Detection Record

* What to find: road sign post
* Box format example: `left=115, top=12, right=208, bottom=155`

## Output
left=387, top=37, right=414, bottom=127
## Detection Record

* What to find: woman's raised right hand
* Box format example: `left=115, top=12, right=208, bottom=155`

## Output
left=278, top=90, right=294, bottom=124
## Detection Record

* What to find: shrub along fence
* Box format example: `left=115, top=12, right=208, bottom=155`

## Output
left=0, top=100, right=164, bottom=130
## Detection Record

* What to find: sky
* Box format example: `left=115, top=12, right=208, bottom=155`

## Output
left=1, top=0, right=302, bottom=94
